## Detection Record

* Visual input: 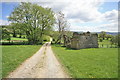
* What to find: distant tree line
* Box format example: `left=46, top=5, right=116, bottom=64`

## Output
left=99, top=31, right=120, bottom=47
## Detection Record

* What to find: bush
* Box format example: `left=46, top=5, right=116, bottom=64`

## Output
left=1, top=41, right=29, bottom=45
left=99, top=38, right=103, bottom=42
left=43, top=35, right=50, bottom=42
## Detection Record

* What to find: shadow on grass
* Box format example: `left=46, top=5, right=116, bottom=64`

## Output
left=65, top=47, right=80, bottom=50
left=1, top=41, right=43, bottom=45
left=51, top=43, right=103, bottom=51
left=51, top=43, right=79, bottom=50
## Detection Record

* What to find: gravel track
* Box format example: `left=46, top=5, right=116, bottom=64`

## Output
left=7, top=42, right=69, bottom=78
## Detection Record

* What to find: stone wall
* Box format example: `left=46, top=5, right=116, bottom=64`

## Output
left=69, top=32, right=98, bottom=49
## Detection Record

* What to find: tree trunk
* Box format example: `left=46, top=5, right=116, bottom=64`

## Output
left=55, top=34, right=62, bottom=44
left=103, top=37, right=105, bottom=40
left=19, top=33, right=22, bottom=38
left=13, top=30, right=16, bottom=37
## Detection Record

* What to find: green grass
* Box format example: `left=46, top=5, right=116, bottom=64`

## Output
left=2, top=45, right=41, bottom=78
left=2, top=37, right=28, bottom=42
left=0, top=46, right=2, bottom=79
left=98, top=39, right=117, bottom=48
left=52, top=44, right=118, bottom=78
left=98, top=39, right=111, bottom=45
left=11, top=37, right=28, bottom=41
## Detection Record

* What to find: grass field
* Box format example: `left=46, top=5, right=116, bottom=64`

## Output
left=98, top=39, right=117, bottom=48
left=2, top=45, right=41, bottom=78
left=2, top=37, right=28, bottom=41
left=98, top=39, right=111, bottom=45
left=52, top=44, right=118, bottom=78
left=0, top=46, right=1, bottom=79
left=11, top=37, right=28, bottom=41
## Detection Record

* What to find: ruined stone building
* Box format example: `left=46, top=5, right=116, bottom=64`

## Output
left=64, top=31, right=98, bottom=49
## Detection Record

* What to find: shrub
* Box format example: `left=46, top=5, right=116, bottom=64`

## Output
left=99, top=38, right=103, bottom=42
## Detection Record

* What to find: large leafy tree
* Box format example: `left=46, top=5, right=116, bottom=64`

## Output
left=8, top=2, right=55, bottom=44
left=99, top=31, right=107, bottom=40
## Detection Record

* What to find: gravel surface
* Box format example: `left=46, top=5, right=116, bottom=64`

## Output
left=7, top=42, right=69, bottom=78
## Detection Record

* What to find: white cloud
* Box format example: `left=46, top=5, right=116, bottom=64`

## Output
left=1, top=0, right=119, bottom=2
left=1, top=0, right=118, bottom=32
left=38, top=0, right=104, bottom=23
left=38, top=0, right=117, bottom=23
left=70, top=25, right=99, bottom=32
left=37, top=2, right=67, bottom=12
left=102, top=9, right=118, bottom=22
left=5, top=0, right=116, bottom=32
left=37, top=0, right=118, bottom=32
left=70, top=22, right=118, bottom=32
left=63, top=0, right=104, bottom=22
left=99, top=22, right=118, bottom=32
left=0, top=20, right=11, bottom=25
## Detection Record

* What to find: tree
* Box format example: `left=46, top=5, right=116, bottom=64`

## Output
left=8, top=23, right=21, bottom=37
left=105, top=34, right=112, bottom=40
left=111, top=34, right=120, bottom=47
left=55, top=11, right=70, bottom=44
left=99, top=31, right=106, bottom=40
left=1, top=26, right=11, bottom=43
left=99, top=38, right=103, bottom=42
left=11, top=24, right=17, bottom=37
left=118, top=34, right=120, bottom=47
left=8, top=2, right=55, bottom=44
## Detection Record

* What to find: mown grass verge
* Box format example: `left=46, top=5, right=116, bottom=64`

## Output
left=2, top=45, right=41, bottom=78
left=52, top=44, right=118, bottom=78
left=11, top=37, right=28, bottom=41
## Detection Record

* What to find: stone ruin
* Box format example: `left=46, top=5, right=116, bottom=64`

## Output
left=63, top=31, right=98, bottom=49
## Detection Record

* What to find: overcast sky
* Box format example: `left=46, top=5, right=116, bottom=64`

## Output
left=0, top=0, right=119, bottom=32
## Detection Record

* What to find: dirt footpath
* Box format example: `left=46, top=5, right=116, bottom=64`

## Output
left=7, top=42, right=69, bottom=78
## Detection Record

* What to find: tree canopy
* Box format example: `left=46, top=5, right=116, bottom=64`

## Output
left=8, top=2, right=55, bottom=44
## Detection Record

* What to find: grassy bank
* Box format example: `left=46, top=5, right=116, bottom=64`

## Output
left=52, top=44, right=118, bottom=78
left=2, top=45, right=41, bottom=78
